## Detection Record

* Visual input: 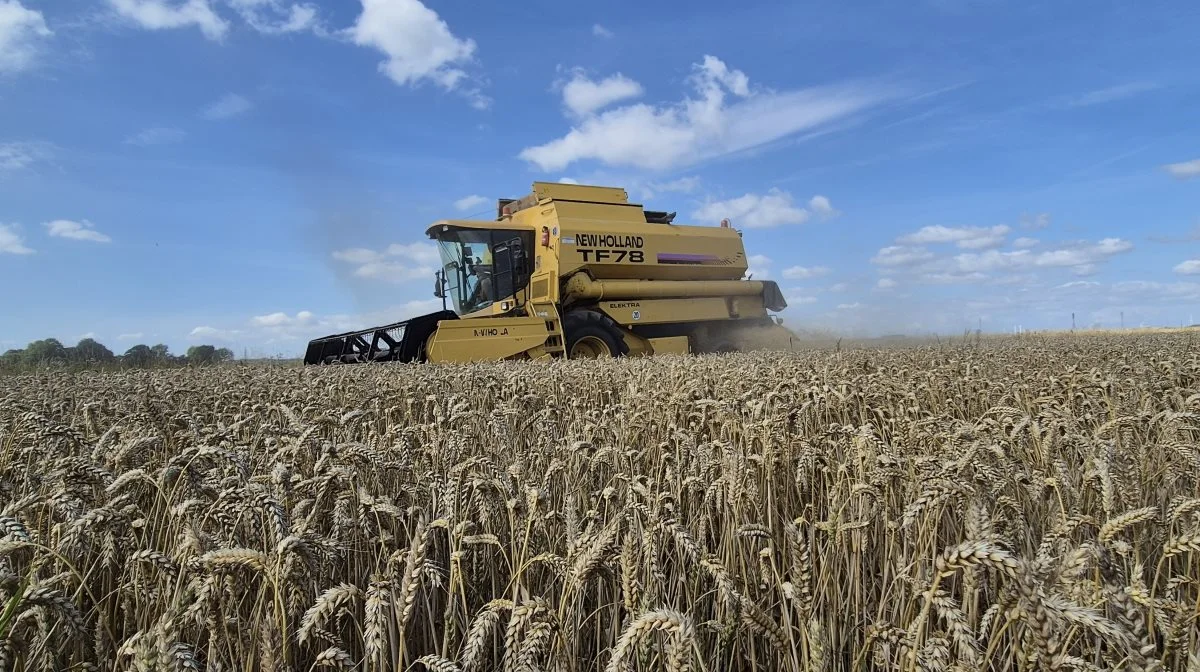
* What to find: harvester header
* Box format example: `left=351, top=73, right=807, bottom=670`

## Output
left=304, top=182, right=788, bottom=365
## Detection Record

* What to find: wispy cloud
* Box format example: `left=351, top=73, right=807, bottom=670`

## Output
left=454, top=194, right=489, bottom=212
left=1164, top=158, right=1200, bottom=180
left=251, top=310, right=314, bottom=327
left=693, top=189, right=836, bottom=229
left=226, top=0, right=320, bottom=35
left=592, top=23, right=613, bottom=38
left=1174, top=260, right=1200, bottom=275
left=189, top=325, right=241, bottom=341
left=201, top=93, right=252, bottom=120
left=1147, top=223, right=1200, bottom=244
left=872, top=226, right=1135, bottom=283
left=105, top=0, right=230, bottom=41
left=331, top=241, right=440, bottom=282
left=782, top=265, right=830, bottom=280
left=899, top=224, right=1010, bottom=250
left=124, top=127, right=186, bottom=146
left=520, top=55, right=901, bottom=172
left=44, top=219, right=112, bottom=243
left=0, top=0, right=52, bottom=74
left=1063, top=82, right=1160, bottom=107
left=0, top=223, right=34, bottom=254
left=0, top=140, right=52, bottom=173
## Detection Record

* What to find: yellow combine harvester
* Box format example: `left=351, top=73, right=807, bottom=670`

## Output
left=303, top=182, right=789, bottom=364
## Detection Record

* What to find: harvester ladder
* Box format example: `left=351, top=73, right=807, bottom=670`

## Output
left=533, top=302, right=566, bottom=357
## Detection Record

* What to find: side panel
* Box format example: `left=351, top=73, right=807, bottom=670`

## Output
left=533, top=182, right=628, bottom=204
left=425, top=317, right=552, bottom=363
left=553, top=201, right=748, bottom=282
left=597, top=296, right=767, bottom=327
left=648, top=336, right=690, bottom=355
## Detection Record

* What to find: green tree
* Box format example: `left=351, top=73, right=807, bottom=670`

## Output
left=215, top=347, right=234, bottom=362
left=186, top=345, right=217, bottom=365
left=123, top=344, right=154, bottom=367
left=23, top=338, right=67, bottom=366
left=1, top=349, right=24, bottom=370
left=74, top=338, right=115, bottom=363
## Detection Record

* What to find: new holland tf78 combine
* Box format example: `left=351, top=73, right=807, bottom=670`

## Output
left=303, top=182, right=789, bottom=365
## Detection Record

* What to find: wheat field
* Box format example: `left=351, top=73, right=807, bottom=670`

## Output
left=1, top=333, right=1198, bottom=671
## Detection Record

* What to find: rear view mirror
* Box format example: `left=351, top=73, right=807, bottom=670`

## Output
left=433, top=270, right=446, bottom=298
left=510, top=239, right=526, bottom=275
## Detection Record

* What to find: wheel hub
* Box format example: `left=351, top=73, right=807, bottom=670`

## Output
left=570, top=335, right=611, bottom=358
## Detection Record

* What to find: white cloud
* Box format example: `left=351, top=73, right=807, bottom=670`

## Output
left=117, top=332, right=144, bottom=340
left=1174, top=260, right=1200, bottom=275
left=631, top=175, right=701, bottom=201
left=561, top=72, right=643, bottom=117
left=454, top=194, right=489, bottom=212
left=220, top=300, right=447, bottom=352
left=0, top=223, right=33, bottom=254
left=871, top=245, right=935, bottom=267
left=1020, top=213, right=1050, bottom=230
left=1065, top=82, right=1160, bottom=107
left=330, top=247, right=378, bottom=264
left=124, top=127, right=186, bottom=146
left=43, top=219, right=112, bottom=243
left=1112, top=281, right=1200, bottom=302
left=786, top=293, right=818, bottom=305
left=202, top=92, right=252, bottom=120
left=899, top=224, right=1010, bottom=250
left=347, top=0, right=477, bottom=91
left=0, top=140, right=50, bottom=173
left=693, top=188, right=829, bottom=229
left=808, top=195, right=837, bottom=218
left=251, top=310, right=314, bottom=327
left=781, top=265, right=830, bottom=280
left=1164, top=159, right=1200, bottom=180
left=920, top=271, right=987, bottom=284
left=79, top=332, right=97, bottom=340
left=837, top=302, right=861, bottom=310
left=829, top=282, right=849, bottom=292
left=519, top=54, right=897, bottom=172
left=0, top=0, right=51, bottom=74
left=877, top=278, right=897, bottom=289
left=652, top=176, right=700, bottom=194
left=875, top=218, right=1133, bottom=285
left=746, top=254, right=771, bottom=279
left=557, top=177, right=579, bottom=184
left=940, top=239, right=1132, bottom=276
left=332, top=241, right=440, bottom=282
left=106, top=0, right=230, bottom=41
left=592, top=23, right=612, bottom=38
left=226, top=0, right=318, bottom=34
left=189, top=325, right=240, bottom=341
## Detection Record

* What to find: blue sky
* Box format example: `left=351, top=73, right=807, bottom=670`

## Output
left=1, top=0, right=1199, bottom=356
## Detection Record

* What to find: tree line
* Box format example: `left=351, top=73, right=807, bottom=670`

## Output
left=1, top=337, right=234, bottom=373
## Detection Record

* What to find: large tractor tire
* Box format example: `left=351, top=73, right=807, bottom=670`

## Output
left=563, top=310, right=630, bottom=359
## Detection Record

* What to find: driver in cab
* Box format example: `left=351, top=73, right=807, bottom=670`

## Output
left=464, top=245, right=494, bottom=308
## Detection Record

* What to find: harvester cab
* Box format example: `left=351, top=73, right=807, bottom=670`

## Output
left=303, top=182, right=790, bottom=365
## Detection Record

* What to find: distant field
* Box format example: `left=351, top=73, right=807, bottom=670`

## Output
left=1, top=333, right=1197, bottom=671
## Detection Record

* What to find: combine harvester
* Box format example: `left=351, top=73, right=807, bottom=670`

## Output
left=303, top=182, right=789, bottom=365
